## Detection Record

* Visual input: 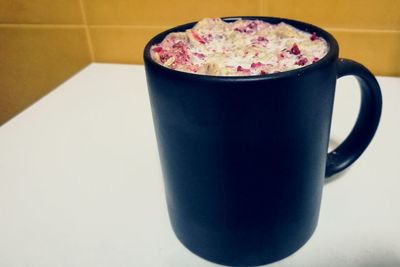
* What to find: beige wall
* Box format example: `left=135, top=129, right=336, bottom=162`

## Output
left=1, top=0, right=399, bottom=125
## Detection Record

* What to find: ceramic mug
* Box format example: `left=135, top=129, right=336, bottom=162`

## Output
left=143, top=17, right=382, bottom=266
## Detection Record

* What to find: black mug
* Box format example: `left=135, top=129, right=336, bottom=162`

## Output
left=143, top=17, right=382, bottom=266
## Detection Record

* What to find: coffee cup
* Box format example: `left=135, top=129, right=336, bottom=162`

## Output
left=143, top=16, right=382, bottom=266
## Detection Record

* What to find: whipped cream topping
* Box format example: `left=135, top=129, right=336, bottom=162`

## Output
left=150, top=18, right=328, bottom=76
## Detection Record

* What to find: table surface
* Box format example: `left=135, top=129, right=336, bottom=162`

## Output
left=0, top=64, right=399, bottom=267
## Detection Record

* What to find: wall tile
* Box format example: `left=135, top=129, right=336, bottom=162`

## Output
left=0, top=26, right=91, bottom=125
left=329, top=29, right=400, bottom=76
left=89, top=25, right=400, bottom=76
left=263, top=0, right=400, bottom=30
left=0, top=0, right=84, bottom=24
left=89, top=26, right=168, bottom=63
left=83, top=0, right=260, bottom=26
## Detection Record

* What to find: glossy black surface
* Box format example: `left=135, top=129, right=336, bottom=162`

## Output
left=144, top=17, right=382, bottom=266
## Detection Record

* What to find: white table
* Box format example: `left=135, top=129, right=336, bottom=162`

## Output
left=1, top=64, right=399, bottom=267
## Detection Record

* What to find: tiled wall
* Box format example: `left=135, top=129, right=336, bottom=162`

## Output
left=1, top=0, right=399, bottom=125
left=0, top=0, right=92, bottom=125
left=86, top=0, right=400, bottom=75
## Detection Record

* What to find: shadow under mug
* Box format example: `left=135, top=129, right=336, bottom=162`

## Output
left=143, top=17, right=382, bottom=266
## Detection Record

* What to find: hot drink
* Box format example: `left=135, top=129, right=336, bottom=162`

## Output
left=150, top=18, right=328, bottom=76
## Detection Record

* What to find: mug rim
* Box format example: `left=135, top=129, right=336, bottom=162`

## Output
left=143, top=16, right=339, bottom=81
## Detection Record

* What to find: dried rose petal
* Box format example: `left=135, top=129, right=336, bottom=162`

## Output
left=237, top=66, right=250, bottom=72
left=152, top=46, right=163, bottom=53
left=295, top=58, right=308, bottom=66
left=159, top=54, right=170, bottom=63
left=194, top=52, right=205, bottom=59
left=172, top=41, right=184, bottom=48
left=247, top=22, right=257, bottom=29
left=290, top=43, right=301, bottom=55
left=312, top=57, right=320, bottom=63
left=191, top=30, right=206, bottom=44
left=310, top=32, right=318, bottom=41
left=257, top=36, right=268, bottom=42
left=251, top=62, right=264, bottom=68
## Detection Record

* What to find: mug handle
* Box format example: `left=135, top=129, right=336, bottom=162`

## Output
left=325, top=58, right=382, bottom=178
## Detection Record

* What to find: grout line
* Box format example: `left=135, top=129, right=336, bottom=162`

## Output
left=0, top=24, right=397, bottom=34
left=88, top=25, right=170, bottom=29
left=86, top=25, right=400, bottom=34
left=325, top=28, right=400, bottom=34
left=0, top=24, right=85, bottom=28
left=259, top=0, right=264, bottom=16
left=78, top=0, right=95, bottom=62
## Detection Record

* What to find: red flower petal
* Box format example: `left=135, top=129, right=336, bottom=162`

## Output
left=290, top=43, right=301, bottom=55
